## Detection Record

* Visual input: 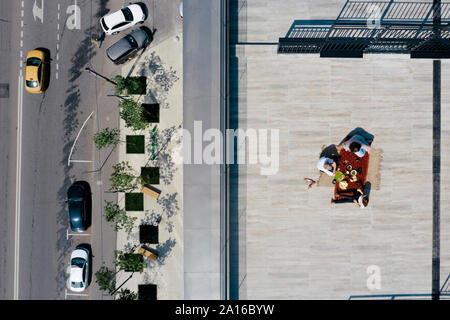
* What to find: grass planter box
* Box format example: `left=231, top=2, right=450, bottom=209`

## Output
left=126, top=135, right=145, bottom=154
left=138, top=284, right=157, bottom=300
left=126, top=76, right=147, bottom=95
left=125, top=193, right=144, bottom=211
left=142, top=103, right=160, bottom=123
left=139, top=225, right=158, bottom=244
left=141, top=167, right=160, bottom=185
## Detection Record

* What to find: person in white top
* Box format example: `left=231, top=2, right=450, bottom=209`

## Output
left=317, top=144, right=343, bottom=176
left=341, top=134, right=372, bottom=157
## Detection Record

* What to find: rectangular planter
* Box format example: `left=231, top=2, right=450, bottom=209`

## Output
left=126, top=135, right=145, bottom=154
left=125, top=193, right=144, bottom=211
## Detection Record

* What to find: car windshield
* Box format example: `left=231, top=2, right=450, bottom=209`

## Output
left=71, top=282, right=83, bottom=288
left=125, top=35, right=138, bottom=48
left=121, top=7, right=134, bottom=21
left=69, top=197, right=83, bottom=203
left=26, top=57, right=41, bottom=66
left=71, top=257, right=85, bottom=268
left=101, top=18, right=109, bottom=30
left=26, top=80, right=38, bottom=88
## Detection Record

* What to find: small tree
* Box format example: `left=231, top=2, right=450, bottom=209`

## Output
left=114, top=248, right=145, bottom=273
left=95, top=266, right=116, bottom=294
left=116, top=288, right=137, bottom=300
left=94, top=128, right=121, bottom=150
left=119, top=99, right=148, bottom=131
left=114, top=76, right=146, bottom=95
left=104, top=201, right=137, bottom=233
left=114, top=75, right=128, bottom=95
left=110, top=161, right=139, bottom=192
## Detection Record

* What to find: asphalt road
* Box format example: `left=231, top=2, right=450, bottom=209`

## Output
left=0, top=0, right=115, bottom=300
left=0, top=0, right=181, bottom=300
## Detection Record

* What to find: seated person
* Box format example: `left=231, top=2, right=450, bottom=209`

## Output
left=317, top=144, right=343, bottom=176
left=331, top=188, right=369, bottom=208
left=331, top=182, right=371, bottom=208
left=339, top=127, right=374, bottom=146
left=340, top=134, right=372, bottom=158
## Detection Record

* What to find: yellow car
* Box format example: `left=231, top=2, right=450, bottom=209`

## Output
left=25, top=49, right=47, bottom=93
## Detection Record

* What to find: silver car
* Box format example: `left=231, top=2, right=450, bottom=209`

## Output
left=106, top=27, right=152, bottom=65
left=69, top=246, right=90, bottom=292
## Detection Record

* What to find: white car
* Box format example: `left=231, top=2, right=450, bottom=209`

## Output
left=69, top=246, right=90, bottom=292
left=100, top=3, right=147, bottom=35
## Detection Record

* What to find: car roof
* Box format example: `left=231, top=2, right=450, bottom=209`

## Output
left=103, top=8, right=126, bottom=28
left=68, top=183, right=84, bottom=197
left=70, top=265, right=84, bottom=283
left=25, top=50, right=42, bottom=81
left=106, top=37, right=134, bottom=61
left=129, top=27, right=149, bottom=46
left=25, top=66, right=39, bottom=82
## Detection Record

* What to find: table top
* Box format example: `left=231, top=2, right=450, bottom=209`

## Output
left=334, top=149, right=370, bottom=199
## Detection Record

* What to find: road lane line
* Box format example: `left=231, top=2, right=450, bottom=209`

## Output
left=14, top=75, right=24, bottom=300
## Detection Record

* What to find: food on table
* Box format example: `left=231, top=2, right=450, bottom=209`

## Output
left=334, top=171, right=344, bottom=182
left=339, top=180, right=348, bottom=190
left=351, top=169, right=357, bottom=176
left=347, top=165, right=352, bottom=171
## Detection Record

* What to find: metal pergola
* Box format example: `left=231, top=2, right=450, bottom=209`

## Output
left=278, top=0, right=450, bottom=58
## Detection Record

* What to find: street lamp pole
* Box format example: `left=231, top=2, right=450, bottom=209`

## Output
left=84, top=67, right=117, bottom=85
left=110, top=272, right=135, bottom=296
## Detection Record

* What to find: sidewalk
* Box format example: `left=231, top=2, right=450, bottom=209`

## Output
left=115, top=28, right=184, bottom=299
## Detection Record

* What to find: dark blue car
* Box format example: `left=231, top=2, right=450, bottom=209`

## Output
left=67, top=181, right=91, bottom=232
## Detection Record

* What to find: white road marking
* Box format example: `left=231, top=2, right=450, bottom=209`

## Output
left=21, top=10, right=24, bottom=17
left=67, top=111, right=94, bottom=166
left=66, top=229, right=91, bottom=240
left=14, top=74, right=24, bottom=300
left=20, top=40, right=23, bottom=47
left=65, top=289, right=89, bottom=299
left=21, top=20, right=23, bottom=27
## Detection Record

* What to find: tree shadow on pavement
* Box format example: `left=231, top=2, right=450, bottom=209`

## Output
left=139, top=51, right=180, bottom=109
left=155, top=238, right=176, bottom=265
left=157, top=192, right=179, bottom=219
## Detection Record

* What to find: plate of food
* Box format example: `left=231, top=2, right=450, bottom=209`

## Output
left=339, top=180, right=348, bottom=190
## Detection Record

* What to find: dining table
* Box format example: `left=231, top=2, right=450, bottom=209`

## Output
left=334, top=148, right=370, bottom=200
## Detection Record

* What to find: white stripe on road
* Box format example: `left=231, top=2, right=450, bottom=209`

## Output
left=67, top=111, right=94, bottom=166
left=14, top=74, right=24, bottom=300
